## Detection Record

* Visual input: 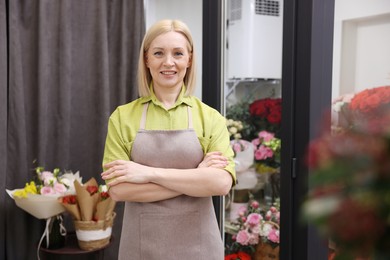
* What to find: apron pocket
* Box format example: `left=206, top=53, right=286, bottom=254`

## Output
left=140, top=212, right=201, bottom=260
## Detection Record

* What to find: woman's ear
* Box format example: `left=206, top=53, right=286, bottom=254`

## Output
left=187, top=54, right=192, bottom=68
left=145, top=55, right=148, bottom=67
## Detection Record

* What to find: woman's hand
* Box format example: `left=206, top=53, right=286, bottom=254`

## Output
left=197, top=151, right=228, bottom=169
left=101, top=160, right=153, bottom=187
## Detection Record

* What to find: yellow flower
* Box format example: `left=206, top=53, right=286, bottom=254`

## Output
left=13, top=189, right=27, bottom=198
left=25, top=181, right=38, bottom=194
left=13, top=181, right=38, bottom=198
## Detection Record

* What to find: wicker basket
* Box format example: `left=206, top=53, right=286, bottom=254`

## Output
left=253, top=240, right=280, bottom=260
left=74, top=212, right=116, bottom=251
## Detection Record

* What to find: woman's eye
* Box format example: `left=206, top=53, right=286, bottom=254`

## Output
left=153, top=51, right=163, bottom=56
left=174, top=52, right=184, bottom=56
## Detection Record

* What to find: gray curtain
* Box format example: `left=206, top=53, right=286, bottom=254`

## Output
left=1, top=0, right=145, bottom=259
left=0, top=0, right=8, bottom=257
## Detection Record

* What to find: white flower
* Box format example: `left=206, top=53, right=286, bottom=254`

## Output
left=302, top=196, right=340, bottom=219
left=59, top=171, right=82, bottom=193
left=229, top=126, right=238, bottom=135
left=44, top=176, right=57, bottom=186
left=99, top=185, right=108, bottom=192
left=260, top=223, right=273, bottom=237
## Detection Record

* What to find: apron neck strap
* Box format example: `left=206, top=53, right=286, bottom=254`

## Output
left=139, top=103, right=193, bottom=129
left=139, top=103, right=149, bottom=130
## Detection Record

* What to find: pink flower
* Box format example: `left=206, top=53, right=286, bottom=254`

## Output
left=250, top=200, right=260, bottom=209
left=254, top=145, right=274, bottom=160
left=251, top=224, right=261, bottom=235
left=258, top=131, right=275, bottom=142
left=236, top=230, right=251, bottom=245
left=238, top=206, right=247, bottom=216
left=54, top=183, right=67, bottom=194
left=252, top=138, right=260, bottom=146
left=265, top=211, right=272, bottom=220
left=268, top=229, right=280, bottom=243
left=233, top=142, right=243, bottom=153
left=246, top=213, right=262, bottom=226
left=247, top=233, right=259, bottom=245
left=39, top=171, right=54, bottom=181
left=40, top=186, right=56, bottom=195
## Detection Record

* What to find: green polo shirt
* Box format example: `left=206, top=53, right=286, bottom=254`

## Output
left=102, top=87, right=236, bottom=184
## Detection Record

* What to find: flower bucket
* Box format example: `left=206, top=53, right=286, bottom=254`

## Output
left=74, top=212, right=116, bottom=251
left=253, top=240, right=279, bottom=260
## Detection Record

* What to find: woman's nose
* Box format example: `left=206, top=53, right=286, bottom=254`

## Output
left=163, top=55, right=174, bottom=66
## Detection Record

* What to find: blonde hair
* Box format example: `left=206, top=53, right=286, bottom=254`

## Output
left=137, top=19, right=196, bottom=97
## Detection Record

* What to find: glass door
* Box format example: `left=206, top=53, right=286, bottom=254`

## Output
left=202, top=0, right=338, bottom=259
left=222, top=0, right=283, bottom=258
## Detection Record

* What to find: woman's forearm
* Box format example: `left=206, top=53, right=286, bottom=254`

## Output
left=150, top=167, right=233, bottom=197
left=108, top=182, right=181, bottom=202
left=102, top=153, right=233, bottom=199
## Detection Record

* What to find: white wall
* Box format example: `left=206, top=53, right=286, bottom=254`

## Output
left=332, top=0, right=390, bottom=98
left=144, top=0, right=203, bottom=99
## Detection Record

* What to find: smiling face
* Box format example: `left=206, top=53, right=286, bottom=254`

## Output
left=145, top=31, right=192, bottom=92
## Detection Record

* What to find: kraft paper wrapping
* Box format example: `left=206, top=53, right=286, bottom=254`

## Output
left=59, top=178, right=115, bottom=222
left=74, top=179, right=99, bottom=221
left=94, top=198, right=116, bottom=221
left=58, top=198, right=81, bottom=220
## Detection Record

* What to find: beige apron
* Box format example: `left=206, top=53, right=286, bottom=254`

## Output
left=118, top=102, right=224, bottom=260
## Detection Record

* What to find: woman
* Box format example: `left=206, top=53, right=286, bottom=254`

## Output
left=101, top=19, right=236, bottom=260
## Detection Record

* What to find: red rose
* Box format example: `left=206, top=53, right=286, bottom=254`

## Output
left=250, top=98, right=282, bottom=121
left=267, top=111, right=281, bottom=124
left=61, top=195, right=77, bottom=204
left=237, top=251, right=251, bottom=260
left=250, top=99, right=268, bottom=117
left=350, top=86, right=390, bottom=115
left=86, top=185, right=98, bottom=195
left=224, top=254, right=238, bottom=260
left=224, top=252, right=251, bottom=260
left=100, top=191, right=110, bottom=200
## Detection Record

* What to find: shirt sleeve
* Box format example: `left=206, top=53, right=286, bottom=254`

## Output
left=207, top=111, right=237, bottom=185
left=102, top=109, right=130, bottom=171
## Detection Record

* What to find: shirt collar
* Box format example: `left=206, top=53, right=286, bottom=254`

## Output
left=139, top=83, right=193, bottom=108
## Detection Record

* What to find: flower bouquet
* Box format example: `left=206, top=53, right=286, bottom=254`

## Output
left=6, top=166, right=82, bottom=257
left=226, top=98, right=282, bottom=141
left=226, top=199, right=280, bottom=260
left=58, top=177, right=116, bottom=251
left=229, top=139, right=258, bottom=220
left=332, top=85, right=390, bottom=133
left=249, top=98, right=282, bottom=138
left=252, top=131, right=281, bottom=174
left=252, top=131, right=281, bottom=203
left=6, top=167, right=82, bottom=219
left=227, top=118, right=244, bottom=141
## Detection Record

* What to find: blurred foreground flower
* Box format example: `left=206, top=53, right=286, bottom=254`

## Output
left=303, top=86, right=390, bottom=259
